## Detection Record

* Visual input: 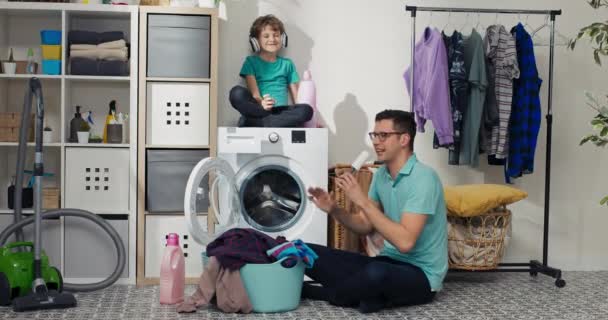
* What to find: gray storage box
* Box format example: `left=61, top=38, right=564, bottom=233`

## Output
left=64, top=215, right=129, bottom=278
left=146, top=149, right=210, bottom=213
left=147, top=14, right=211, bottom=78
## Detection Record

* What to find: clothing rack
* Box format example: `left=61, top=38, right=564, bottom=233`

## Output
left=405, top=5, right=565, bottom=288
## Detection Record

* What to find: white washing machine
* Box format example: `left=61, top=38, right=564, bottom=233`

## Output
left=184, top=127, right=328, bottom=247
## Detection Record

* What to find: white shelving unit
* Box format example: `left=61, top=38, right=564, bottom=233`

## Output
left=137, top=6, right=219, bottom=286
left=0, top=3, right=138, bottom=285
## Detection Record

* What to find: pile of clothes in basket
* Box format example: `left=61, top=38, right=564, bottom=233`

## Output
left=68, top=30, right=129, bottom=76
left=177, top=228, right=317, bottom=314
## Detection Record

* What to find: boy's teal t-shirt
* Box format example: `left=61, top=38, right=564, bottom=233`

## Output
left=368, top=154, right=449, bottom=292
left=239, top=55, right=299, bottom=107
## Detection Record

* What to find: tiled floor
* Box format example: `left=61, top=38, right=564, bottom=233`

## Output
left=1, top=271, right=606, bottom=319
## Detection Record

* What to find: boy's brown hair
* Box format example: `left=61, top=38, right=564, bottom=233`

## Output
left=249, top=14, right=285, bottom=38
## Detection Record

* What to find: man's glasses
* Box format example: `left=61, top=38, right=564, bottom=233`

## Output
left=368, top=132, right=406, bottom=141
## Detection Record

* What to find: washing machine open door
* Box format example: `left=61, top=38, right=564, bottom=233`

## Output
left=184, top=157, right=241, bottom=246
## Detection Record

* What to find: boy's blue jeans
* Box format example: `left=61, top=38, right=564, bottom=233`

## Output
left=303, top=243, right=436, bottom=313
left=229, top=85, right=313, bottom=127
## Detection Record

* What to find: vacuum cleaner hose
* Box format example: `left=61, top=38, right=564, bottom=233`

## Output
left=3, top=78, right=126, bottom=293
left=0, top=209, right=126, bottom=292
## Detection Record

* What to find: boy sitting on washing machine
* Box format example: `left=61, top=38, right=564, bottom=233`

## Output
left=229, top=15, right=313, bottom=127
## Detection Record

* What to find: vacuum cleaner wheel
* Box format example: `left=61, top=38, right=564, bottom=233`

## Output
left=0, top=272, right=10, bottom=306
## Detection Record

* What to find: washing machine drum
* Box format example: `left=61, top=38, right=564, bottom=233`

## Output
left=184, top=158, right=306, bottom=246
left=239, top=166, right=303, bottom=231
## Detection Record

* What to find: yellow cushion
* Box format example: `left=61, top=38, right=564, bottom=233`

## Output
left=444, top=184, right=527, bottom=217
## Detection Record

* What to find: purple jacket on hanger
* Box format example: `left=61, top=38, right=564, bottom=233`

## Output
left=206, top=228, right=287, bottom=270
left=404, top=27, right=454, bottom=146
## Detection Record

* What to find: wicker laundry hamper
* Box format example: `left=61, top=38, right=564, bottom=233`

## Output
left=328, top=164, right=377, bottom=253
left=447, top=206, right=512, bottom=270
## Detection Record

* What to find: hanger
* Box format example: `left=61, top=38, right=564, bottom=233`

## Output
left=474, top=12, right=483, bottom=31
left=531, top=15, right=550, bottom=37
left=459, top=12, right=470, bottom=33
left=530, top=14, right=570, bottom=47
left=523, top=14, right=535, bottom=32
left=442, top=10, right=454, bottom=33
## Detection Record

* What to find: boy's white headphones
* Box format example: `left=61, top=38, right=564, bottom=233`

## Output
left=249, top=31, right=288, bottom=53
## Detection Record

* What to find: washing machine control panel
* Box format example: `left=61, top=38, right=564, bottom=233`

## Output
left=291, top=130, right=306, bottom=143
left=268, top=132, right=280, bottom=143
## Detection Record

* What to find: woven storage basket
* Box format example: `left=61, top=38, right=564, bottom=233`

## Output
left=328, top=164, right=377, bottom=253
left=0, top=112, right=34, bottom=142
left=447, top=206, right=512, bottom=270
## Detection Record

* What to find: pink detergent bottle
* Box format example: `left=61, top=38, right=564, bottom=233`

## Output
left=159, top=233, right=185, bottom=305
left=297, top=70, right=318, bottom=128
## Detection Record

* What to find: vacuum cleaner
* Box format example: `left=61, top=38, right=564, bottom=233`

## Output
left=0, top=78, right=127, bottom=312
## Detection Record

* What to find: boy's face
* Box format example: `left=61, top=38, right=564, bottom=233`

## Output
left=257, top=25, right=282, bottom=54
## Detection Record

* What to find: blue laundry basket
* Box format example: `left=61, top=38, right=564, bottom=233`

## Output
left=241, top=258, right=305, bottom=313
left=200, top=252, right=305, bottom=313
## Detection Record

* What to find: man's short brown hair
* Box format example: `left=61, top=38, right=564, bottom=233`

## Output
left=249, top=14, right=285, bottom=38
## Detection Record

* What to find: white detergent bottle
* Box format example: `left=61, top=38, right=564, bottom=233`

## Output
left=159, top=233, right=185, bottom=305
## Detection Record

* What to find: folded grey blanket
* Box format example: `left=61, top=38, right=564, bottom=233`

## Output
left=70, top=57, right=129, bottom=76
left=68, top=30, right=124, bottom=45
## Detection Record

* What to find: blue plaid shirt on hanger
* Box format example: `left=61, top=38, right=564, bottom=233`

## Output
left=507, top=23, right=542, bottom=183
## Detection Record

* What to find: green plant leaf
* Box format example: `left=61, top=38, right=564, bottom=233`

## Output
left=593, top=124, right=604, bottom=131
left=600, top=196, right=608, bottom=206
left=601, top=127, right=608, bottom=136
left=594, top=50, right=602, bottom=65
left=581, top=135, right=593, bottom=145
left=595, top=139, right=608, bottom=147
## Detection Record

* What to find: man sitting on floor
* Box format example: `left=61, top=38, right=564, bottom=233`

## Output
left=306, top=109, right=448, bottom=313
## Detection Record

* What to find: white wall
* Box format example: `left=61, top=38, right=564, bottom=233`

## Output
left=217, top=0, right=608, bottom=270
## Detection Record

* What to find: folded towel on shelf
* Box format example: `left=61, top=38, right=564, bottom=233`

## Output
left=70, top=49, right=99, bottom=59
left=99, top=31, right=124, bottom=44
left=68, top=30, right=99, bottom=45
left=68, top=30, right=125, bottom=45
left=70, top=48, right=128, bottom=61
left=99, top=39, right=127, bottom=49
left=70, top=57, right=129, bottom=76
left=99, top=48, right=128, bottom=61
left=99, top=60, right=129, bottom=76
left=70, top=57, right=98, bottom=75
left=70, top=44, right=97, bottom=51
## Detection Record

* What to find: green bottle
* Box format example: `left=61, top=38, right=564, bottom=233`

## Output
left=26, top=48, right=36, bottom=74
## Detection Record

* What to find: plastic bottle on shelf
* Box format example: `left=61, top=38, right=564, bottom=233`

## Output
left=26, top=48, right=36, bottom=74
left=69, top=106, right=86, bottom=143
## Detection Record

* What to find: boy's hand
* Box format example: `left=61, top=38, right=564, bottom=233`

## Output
left=261, top=94, right=275, bottom=111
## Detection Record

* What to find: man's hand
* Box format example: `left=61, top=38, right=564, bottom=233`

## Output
left=261, top=94, right=275, bottom=111
left=335, top=172, right=367, bottom=207
left=307, top=187, right=336, bottom=213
